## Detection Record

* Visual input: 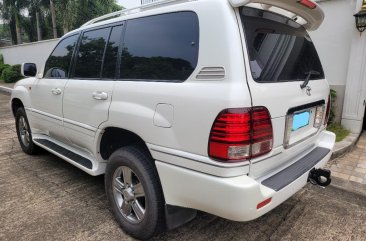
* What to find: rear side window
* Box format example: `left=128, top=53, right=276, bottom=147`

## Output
left=120, top=12, right=199, bottom=82
left=74, top=27, right=111, bottom=79
left=240, top=7, right=325, bottom=83
left=102, top=25, right=123, bottom=79
left=44, top=34, right=79, bottom=78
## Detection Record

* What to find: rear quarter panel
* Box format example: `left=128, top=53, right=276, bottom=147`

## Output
left=99, top=0, right=252, bottom=170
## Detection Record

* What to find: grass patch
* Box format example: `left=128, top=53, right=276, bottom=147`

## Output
left=327, top=123, right=350, bottom=142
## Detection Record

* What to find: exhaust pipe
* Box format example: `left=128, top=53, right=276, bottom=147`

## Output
left=308, top=168, right=331, bottom=187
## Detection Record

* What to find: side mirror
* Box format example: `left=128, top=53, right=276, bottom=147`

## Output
left=21, top=63, right=37, bottom=77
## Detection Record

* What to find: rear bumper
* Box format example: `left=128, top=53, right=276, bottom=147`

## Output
left=156, top=130, right=335, bottom=221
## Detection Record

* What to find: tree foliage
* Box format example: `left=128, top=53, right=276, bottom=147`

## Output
left=0, top=0, right=122, bottom=44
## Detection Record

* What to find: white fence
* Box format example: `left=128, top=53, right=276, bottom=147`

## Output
left=0, top=39, right=59, bottom=69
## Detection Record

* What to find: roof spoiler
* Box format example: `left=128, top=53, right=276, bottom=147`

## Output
left=229, top=0, right=324, bottom=31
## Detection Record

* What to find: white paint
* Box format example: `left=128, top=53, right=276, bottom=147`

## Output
left=10, top=0, right=335, bottom=222
left=0, top=39, right=59, bottom=71
left=10, top=0, right=332, bottom=178
left=156, top=130, right=335, bottom=221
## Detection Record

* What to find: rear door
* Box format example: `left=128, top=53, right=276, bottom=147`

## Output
left=239, top=7, right=329, bottom=177
left=62, top=24, right=123, bottom=151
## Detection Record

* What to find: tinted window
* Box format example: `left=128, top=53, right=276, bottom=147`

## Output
left=74, top=27, right=111, bottom=78
left=240, top=7, right=324, bottom=83
left=120, top=12, right=199, bottom=82
left=44, top=34, right=79, bottom=78
left=102, top=25, right=123, bottom=79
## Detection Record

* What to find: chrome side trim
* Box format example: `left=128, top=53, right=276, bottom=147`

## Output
left=29, top=108, right=97, bottom=133
left=63, top=118, right=97, bottom=132
left=29, top=108, right=96, bottom=132
left=31, top=108, right=62, bottom=121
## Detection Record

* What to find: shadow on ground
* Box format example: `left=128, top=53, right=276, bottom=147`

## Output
left=1, top=94, right=365, bottom=241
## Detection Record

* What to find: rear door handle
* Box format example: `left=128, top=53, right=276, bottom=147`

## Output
left=92, top=91, right=108, bottom=100
left=51, top=88, right=62, bottom=95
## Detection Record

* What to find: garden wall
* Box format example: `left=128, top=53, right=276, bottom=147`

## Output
left=0, top=39, right=59, bottom=73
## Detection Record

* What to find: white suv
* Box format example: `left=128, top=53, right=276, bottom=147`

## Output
left=11, top=0, right=335, bottom=239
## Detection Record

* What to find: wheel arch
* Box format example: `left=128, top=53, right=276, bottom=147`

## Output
left=11, top=84, right=33, bottom=117
left=11, top=98, right=24, bottom=117
left=99, top=127, right=152, bottom=161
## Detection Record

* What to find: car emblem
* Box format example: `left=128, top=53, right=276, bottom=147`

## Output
left=306, top=86, right=312, bottom=96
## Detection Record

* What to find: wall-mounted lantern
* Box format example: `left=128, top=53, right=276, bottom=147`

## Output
left=354, top=0, right=366, bottom=33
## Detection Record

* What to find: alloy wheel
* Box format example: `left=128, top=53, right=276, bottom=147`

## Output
left=112, top=166, right=146, bottom=223
left=18, top=116, right=30, bottom=148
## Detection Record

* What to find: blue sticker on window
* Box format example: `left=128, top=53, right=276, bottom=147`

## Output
left=292, top=111, right=310, bottom=131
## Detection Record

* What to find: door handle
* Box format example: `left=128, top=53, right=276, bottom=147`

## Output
left=92, top=91, right=108, bottom=100
left=51, top=88, right=62, bottom=95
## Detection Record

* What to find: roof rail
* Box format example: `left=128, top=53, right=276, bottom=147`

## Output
left=82, top=0, right=193, bottom=27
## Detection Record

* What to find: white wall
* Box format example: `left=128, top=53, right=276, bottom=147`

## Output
left=310, top=0, right=356, bottom=86
left=309, top=0, right=359, bottom=123
left=0, top=39, right=59, bottom=70
left=341, top=0, right=366, bottom=133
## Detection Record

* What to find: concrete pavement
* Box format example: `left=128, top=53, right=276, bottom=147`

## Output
left=0, top=93, right=365, bottom=241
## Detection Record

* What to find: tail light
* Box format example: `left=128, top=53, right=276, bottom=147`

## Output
left=324, top=95, right=331, bottom=125
left=298, top=0, right=317, bottom=9
left=208, top=107, right=273, bottom=162
left=313, top=106, right=324, bottom=129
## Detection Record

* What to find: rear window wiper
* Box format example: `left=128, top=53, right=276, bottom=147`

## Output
left=300, top=70, right=320, bottom=89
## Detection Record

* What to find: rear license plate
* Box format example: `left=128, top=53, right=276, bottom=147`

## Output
left=292, top=111, right=310, bottom=131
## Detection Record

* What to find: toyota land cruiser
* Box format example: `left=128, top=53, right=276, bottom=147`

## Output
left=11, top=0, right=335, bottom=239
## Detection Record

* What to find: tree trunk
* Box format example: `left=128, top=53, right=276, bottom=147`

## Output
left=62, top=2, right=70, bottom=35
left=15, top=13, right=22, bottom=45
left=50, top=0, right=57, bottom=38
left=36, top=11, right=42, bottom=41
left=9, top=18, right=17, bottom=45
left=63, top=21, right=69, bottom=35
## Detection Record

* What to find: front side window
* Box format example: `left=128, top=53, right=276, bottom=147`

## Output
left=120, top=12, right=199, bottom=82
left=74, top=27, right=111, bottom=79
left=240, top=7, right=325, bottom=83
left=44, top=34, right=79, bottom=78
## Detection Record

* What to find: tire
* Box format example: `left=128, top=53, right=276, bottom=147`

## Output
left=15, top=108, right=40, bottom=155
left=105, top=145, right=165, bottom=240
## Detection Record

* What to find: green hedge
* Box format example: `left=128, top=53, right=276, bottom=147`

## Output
left=12, top=64, right=21, bottom=73
left=0, top=54, right=4, bottom=65
left=1, top=64, right=22, bottom=83
left=0, top=64, right=11, bottom=76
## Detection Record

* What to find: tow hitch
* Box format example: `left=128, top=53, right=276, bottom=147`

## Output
left=308, top=168, right=331, bottom=187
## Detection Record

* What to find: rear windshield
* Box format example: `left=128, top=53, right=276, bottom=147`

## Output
left=240, top=7, right=324, bottom=83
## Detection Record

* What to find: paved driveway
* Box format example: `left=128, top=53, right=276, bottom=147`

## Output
left=0, top=93, right=365, bottom=241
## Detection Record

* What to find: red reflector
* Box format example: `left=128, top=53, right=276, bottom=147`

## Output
left=208, top=107, right=273, bottom=162
left=298, top=0, right=317, bottom=9
left=257, top=198, right=272, bottom=209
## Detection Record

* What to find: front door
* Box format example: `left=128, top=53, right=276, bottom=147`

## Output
left=62, top=24, right=123, bottom=153
left=30, top=34, right=79, bottom=142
